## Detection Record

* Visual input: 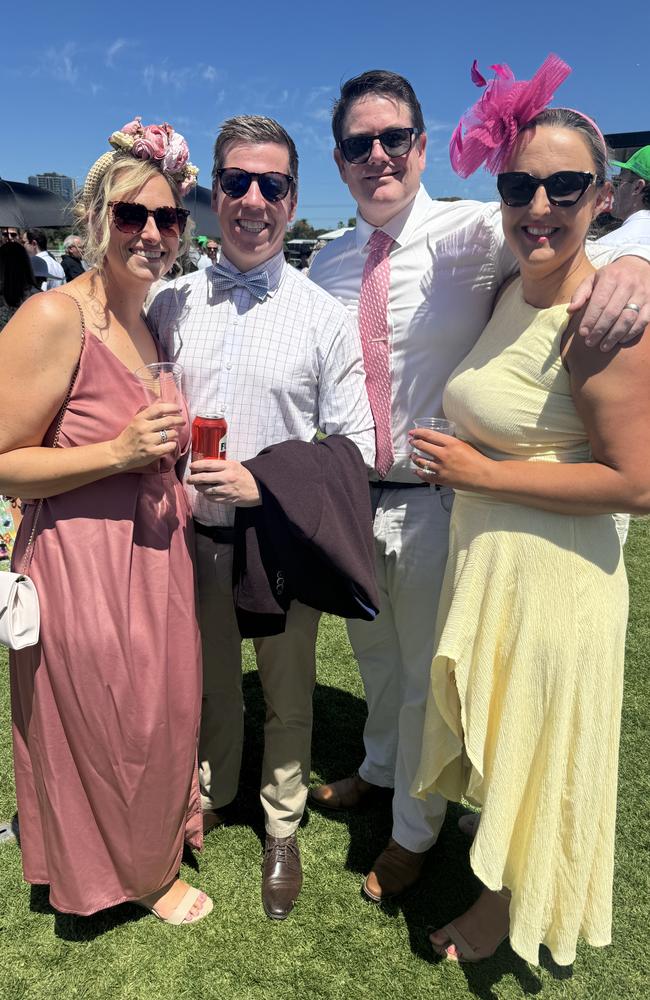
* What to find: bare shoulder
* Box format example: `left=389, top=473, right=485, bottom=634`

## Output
left=2, top=289, right=84, bottom=368
left=568, top=316, right=650, bottom=383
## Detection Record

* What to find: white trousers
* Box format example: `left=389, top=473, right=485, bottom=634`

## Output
left=195, top=534, right=321, bottom=838
left=347, top=485, right=452, bottom=853
left=613, top=513, right=630, bottom=546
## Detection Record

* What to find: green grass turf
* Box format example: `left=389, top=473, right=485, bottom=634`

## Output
left=0, top=519, right=648, bottom=999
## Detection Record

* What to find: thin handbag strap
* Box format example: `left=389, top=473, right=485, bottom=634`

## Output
left=19, top=293, right=86, bottom=574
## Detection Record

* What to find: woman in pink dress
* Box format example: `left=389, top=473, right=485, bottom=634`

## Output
left=0, top=121, right=212, bottom=925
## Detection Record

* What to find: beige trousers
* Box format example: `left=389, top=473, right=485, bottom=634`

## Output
left=195, top=533, right=321, bottom=837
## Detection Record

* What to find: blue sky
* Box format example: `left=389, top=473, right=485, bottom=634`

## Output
left=3, top=1, right=647, bottom=229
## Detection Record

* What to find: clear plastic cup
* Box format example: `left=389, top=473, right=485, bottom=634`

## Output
left=135, top=362, right=184, bottom=405
left=411, top=417, right=456, bottom=459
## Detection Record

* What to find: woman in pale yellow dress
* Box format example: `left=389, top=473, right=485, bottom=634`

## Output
left=410, top=78, right=650, bottom=966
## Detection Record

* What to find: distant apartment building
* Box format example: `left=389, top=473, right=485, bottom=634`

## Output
left=28, top=172, right=77, bottom=201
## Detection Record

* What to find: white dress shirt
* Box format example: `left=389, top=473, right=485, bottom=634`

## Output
left=148, top=251, right=375, bottom=527
left=310, top=185, right=650, bottom=482
left=597, top=210, right=650, bottom=246
left=310, top=187, right=514, bottom=480
left=36, top=250, right=65, bottom=289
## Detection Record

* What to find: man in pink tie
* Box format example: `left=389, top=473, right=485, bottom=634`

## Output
left=309, top=69, right=650, bottom=902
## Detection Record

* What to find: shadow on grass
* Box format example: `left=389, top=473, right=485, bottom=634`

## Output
left=29, top=884, right=148, bottom=942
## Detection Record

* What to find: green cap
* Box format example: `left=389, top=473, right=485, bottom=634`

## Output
left=610, top=145, right=650, bottom=181
left=196, top=235, right=208, bottom=246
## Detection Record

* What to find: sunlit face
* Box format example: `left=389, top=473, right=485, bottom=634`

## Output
left=212, top=141, right=296, bottom=273
left=500, top=125, right=607, bottom=277
left=104, top=173, right=180, bottom=285
left=334, top=95, right=426, bottom=228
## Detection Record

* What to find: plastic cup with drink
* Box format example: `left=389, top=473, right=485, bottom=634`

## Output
left=411, top=417, right=456, bottom=482
left=134, top=362, right=184, bottom=406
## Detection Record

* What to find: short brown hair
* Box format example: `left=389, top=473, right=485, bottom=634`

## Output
left=212, top=115, right=298, bottom=192
left=331, top=70, right=425, bottom=146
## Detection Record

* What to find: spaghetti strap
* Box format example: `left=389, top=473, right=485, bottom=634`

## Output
left=52, top=289, right=87, bottom=353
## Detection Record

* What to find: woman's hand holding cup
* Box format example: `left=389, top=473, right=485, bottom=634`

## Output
left=110, top=401, right=185, bottom=471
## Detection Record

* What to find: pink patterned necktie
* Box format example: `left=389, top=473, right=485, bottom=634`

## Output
left=359, top=229, right=395, bottom=478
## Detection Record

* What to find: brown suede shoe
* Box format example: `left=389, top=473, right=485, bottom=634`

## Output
left=362, top=838, right=427, bottom=902
left=202, top=810, right=224, bottom=834
left=309, top=773, right=390, bottom=812
left=262, top=834, right=303, bottom=920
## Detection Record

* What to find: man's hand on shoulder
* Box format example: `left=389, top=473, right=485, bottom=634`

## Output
left=569, top=255, right=650, bottom=351
left=188, top=459, right=261, bottom=507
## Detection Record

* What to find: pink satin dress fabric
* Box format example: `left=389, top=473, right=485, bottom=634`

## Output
left=10, top=332, right=203, bottom=916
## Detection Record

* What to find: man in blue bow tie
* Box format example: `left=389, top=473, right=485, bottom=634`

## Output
left=148, top=115, right=374, bottom=921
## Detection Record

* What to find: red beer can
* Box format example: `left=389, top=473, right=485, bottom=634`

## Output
left=192, top=412, right=228, bottom=460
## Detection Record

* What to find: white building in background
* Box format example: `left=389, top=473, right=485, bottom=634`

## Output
left=28, top=172, right=77, bottom=201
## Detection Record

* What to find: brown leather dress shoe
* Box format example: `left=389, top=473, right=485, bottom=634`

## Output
left=262, top=834, right=303, bottom=920
left=362, top=837, right=427, bottom=902
left=309, top=773, right=389, bottom=812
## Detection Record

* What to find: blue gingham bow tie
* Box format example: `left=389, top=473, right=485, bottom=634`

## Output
left=211, top=262, right=270, bottom=301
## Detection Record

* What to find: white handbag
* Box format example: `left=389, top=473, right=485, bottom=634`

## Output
left=0, top=570, right=40, bottom=649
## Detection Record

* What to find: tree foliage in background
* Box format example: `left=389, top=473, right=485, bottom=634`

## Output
left=285, top=218, right=325, bottom=243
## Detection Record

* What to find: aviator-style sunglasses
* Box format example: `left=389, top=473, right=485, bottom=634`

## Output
left=215, top=168, right=294, bottom=203
left=109, top=201, right=190, bottom=237
left=338, top=127, right=421, bottom=164
left=497, top=171, right=597, bottom=208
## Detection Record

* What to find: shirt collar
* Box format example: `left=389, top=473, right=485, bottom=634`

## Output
left=626, top=209, right=650, bottom=222
left=212, top=249, right=286, bottom=298
left=355, top=184, right=432, bottom=253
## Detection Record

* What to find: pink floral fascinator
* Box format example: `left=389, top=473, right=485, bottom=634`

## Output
left=83, top=117, right=199, bottom=203
left=449, top=55, right=572, bottom=178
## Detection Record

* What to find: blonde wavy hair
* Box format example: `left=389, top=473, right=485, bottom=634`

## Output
left=73, top=156, right=194, bottom=271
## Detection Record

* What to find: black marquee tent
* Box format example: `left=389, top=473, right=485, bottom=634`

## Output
left=0, top=177, right=219, bottom=239
left=0, top=178, right=74, bottom=229
left=182, top=184, right=221, bottom=239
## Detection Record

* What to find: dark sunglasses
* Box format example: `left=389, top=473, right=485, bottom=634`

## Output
left=338, top=127, right=421, bottom=164
left=215, top=168, right=294, bottom=203
left=109, top=201, right=190, bottom=236
left=497, top=171, right=596, bottom=208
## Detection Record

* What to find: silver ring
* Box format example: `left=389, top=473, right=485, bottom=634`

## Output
left=623, top=301, right=641, bottom=314
left=159, top=428, right=168, bottom=444
left=425, top=462, right=437, bottom=475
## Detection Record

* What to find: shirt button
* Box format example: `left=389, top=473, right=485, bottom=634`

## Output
left=226, top=363, right=233, bottom=370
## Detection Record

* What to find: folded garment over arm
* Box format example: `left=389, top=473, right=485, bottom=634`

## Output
left=234, top=436, right=380, bottom=638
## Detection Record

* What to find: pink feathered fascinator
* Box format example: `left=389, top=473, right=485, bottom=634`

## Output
left=450, top=54, right=572, bottom=178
